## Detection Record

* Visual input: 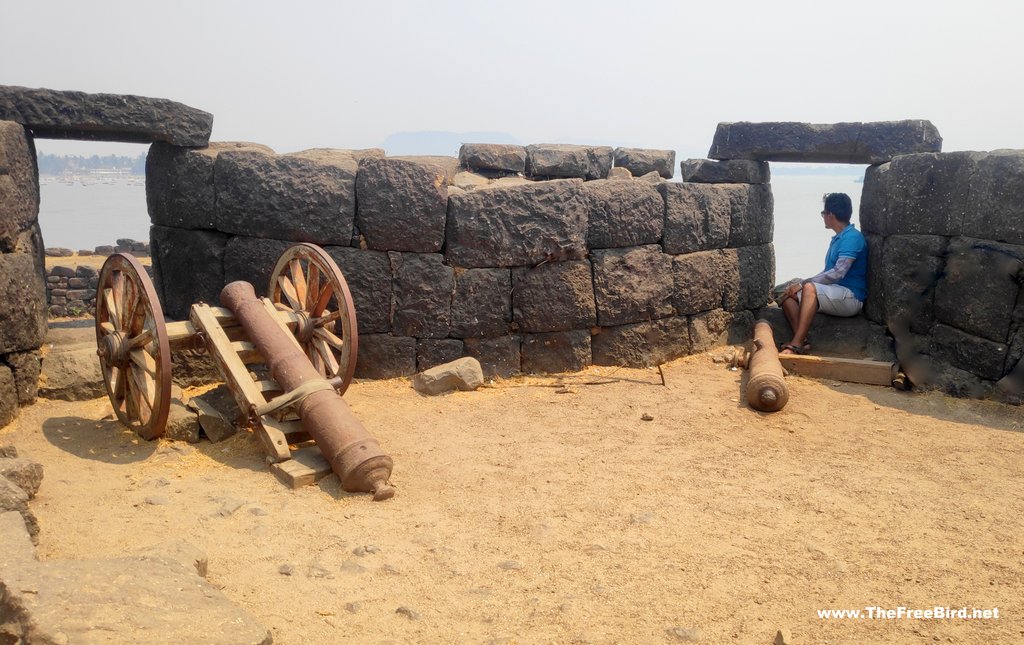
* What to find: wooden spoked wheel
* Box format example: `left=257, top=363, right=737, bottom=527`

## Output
left=269, top=243, right=359, bottom=395
left=95, top=253, right=172, bottom=440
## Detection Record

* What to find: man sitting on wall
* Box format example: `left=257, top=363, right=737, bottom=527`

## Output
left=779, top=192, right=868, bottom=355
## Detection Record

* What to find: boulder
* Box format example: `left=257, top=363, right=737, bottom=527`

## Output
left=215, top=149, right=356, bottom=245
left=325, top=246, right=393, bottom=334
left=526, top=144, right=613, bottom=180
left=584, top=179, right=664, bottom=249
left=0, top=121, right=39, bottom=254
left=591, top=317, right=692, bottom=367
left=934, top=237, right=1024, bottom=342
left=446, top=179, right=588, bottom=268
left=592, top=245, right=674, bottom=326
left=0, top=252, right=47, bottom=354
left=0, top=458, right=43, bottom=499
left=463, top=336, right=521, bottom=378
left=728, top=184, right=774, bottom=248
left=450, top=268, right=512, bottom=338
left=0, top=474, right=37, bottom=541
left=679, top=159, right=770, bottom=184
left=708, top=120, right=942, bottom=164
left=613, top=147, right=676, bottom=179
left=189, top=385, right=238, bottom=443
left=390, top=252, right=454, bottom=339
left=355, top=157, right=448, bottom=252
left=416, top=339, right=465, bottom=372
left=521, top=330, right=591, bottom=374
left=512, top=260, right=596, bottom=333
left=222, top=235, right=293, bottom=297
left=353, top=335, right=416, bottom=379
left=606, top=167, right=632, bottom=180
left=658, top=183, right=732, bottom=254
left=3, top=349, right=41, bottom=404
left=45, top=247, right=72, bottom=257
left=164, top=396, right=199, bottom=444
left=0, top=365, right=16, bottom=428
left=411, top=357, right=484, bottom=395
left=963, top=149, right=1024, bottom=245
left=38, top=344, right=104, bottom=402
left=928, top=323, right=1009, bottom=381
left=688, top=309, right=755, bottom=353
left=459, top=143, right=527, bottom=174
left=881, top=235, right=947, bottom=334
left=671, top=250, right=734, bottom=315
left=150, top=226, right=229, bottom=320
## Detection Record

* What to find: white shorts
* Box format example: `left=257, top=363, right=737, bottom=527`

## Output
left=796, top=282, right=863, bottom=317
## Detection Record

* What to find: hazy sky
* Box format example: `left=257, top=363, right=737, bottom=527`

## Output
left=3, top=0, right=1021, bottom=159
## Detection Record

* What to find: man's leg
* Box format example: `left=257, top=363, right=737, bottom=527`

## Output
left=781, top=282, right=817, bottom=353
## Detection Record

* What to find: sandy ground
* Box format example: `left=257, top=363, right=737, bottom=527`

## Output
left=2, top=355, right=1023, bottom=644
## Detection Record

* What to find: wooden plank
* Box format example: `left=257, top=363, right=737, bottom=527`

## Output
left=260, top=416, right=312, bottom=444
left=259, top=297, right=305, bottom=353
left=779, top=354, right=897, bottom=386
left=270, top=445, right=332, bottom=489
left=190, top=304, right=266, bottom=419
left=167, top=308, right=301, bottom=350
left=254, top=417, right=292, bottom=463
left=231, top=340, right=264, bottom=364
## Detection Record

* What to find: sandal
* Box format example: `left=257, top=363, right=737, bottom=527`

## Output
left=779, top=343, right=811, bottom=355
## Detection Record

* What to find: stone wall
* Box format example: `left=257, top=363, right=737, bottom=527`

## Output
left=149, top=143, right=775, bottom=379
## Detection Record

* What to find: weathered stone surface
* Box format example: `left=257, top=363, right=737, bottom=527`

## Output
left=526, top=144, right=613, bottom=180
left=0, top=511, right=34, bottom=564
left=512, top=261, right=596, bottom=333
left=591, top=317, right=691, bottom=367
left=38, top=345, right=105, bottom=401
left=463, top=336, right=521, bottom=378
left=411, top=357, right=484, bottom=395
left=132, top=539, right=209, bottom=578
left=356, top=157, right=448, bottom=252
left=190, top=385, right=238, bottom=443
left=688, top=309, right=755, bottom=353
left=0, top=474, right=37, bottom=540
left=584, top=179, right=664, bottom=249
left=671, top=250, right=735, bottom=315
left=146, top=141, right=274, bottom=229
left=391, top=155, right=461, bottom=185
left=680, top=159, right=770, bottom=184
left=45, top=247, right=73, bottom=257
left=390, top=252, right=453, bottom=339
left=170, top=349, right=220, bottom=389
left=0, top=366, right=16, bottom=427
left=728, top=184, right=774, bottom=248
left=607, top=166, right=632, bottom=180
left=453, top=171, right=491, bottom=191
left=354, top=335, right=416, bottom=379
left=934, top=237, right=1024, bottom=342
left=709, top=120, right=942, bottom=164
left=613, top=147, right=675, bottom=179
left=881, top=235, right=947, bottom=334
left=223, top=235, right=292, bottom=297
left=863, top=233, right=885, bottom=324
left=450, top=268, right=511, bottom=338
left=215, top=149, right=356, bottom=245
left=459, top=144, right=527, bottom=174
left=659, top=183, right=731, bottom=254
left=416, top=339, right=465, bottom=372
left=963, top=150, right=1024, bottom=245
left=521, top=329, right=591, bottom=374
left=325, top=246, right=393, bottom=334
left=0, top=121, right=39, bottom=254
left=0, top=458, right=43, bottom=499
left=929, top=323, right=1009, bottom=381
left=757, top=307, right=896, bottom=361
left=3, top=349, right=40, bottom=405
left=446, top=179, right=588, bottom=268
left=720, top=244, right=775, bottom=311
left=592, top=245, right=674, bottom=326
left=151, top=225, right=229, bottom=320
left=164, top=397, right=200, bottom=443
left=0, top=85, right=214, bottom=146
left=0, top=252, right=46, bottom=354
left=0, top=445, right=16, bottom=458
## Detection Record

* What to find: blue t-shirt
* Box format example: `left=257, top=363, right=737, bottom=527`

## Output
left=824, top=224, right=868, bottom=301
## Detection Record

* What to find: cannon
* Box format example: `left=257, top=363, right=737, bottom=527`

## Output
left=94, top=243, right=393, bottom=499
left=741, top=319, right=790, bottom=412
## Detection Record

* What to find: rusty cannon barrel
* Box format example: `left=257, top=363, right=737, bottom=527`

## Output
left=220, top=281, right=395, bottom=500
left=746, top=319, right=789, bottom=412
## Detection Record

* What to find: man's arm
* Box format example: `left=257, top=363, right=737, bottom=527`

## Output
left=804, top=256, right=855, bottom=285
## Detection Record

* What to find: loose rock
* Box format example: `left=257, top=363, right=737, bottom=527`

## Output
left=411, top=357, right=485, bottom=395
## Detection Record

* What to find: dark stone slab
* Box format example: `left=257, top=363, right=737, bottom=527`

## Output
left=0, top=252, right=46, bottom=354
left=512, top=260, right=596, bottom=333
left=222, top=236, right=293, bottom=297
left=2, top=349, right=41, bottom=405
left=0, top=122, right=38, bottom=254
left=526, top=144, right=613, bottom=180
left=592, top=246, right=674, bottom=326
left=390, top=253, right=453, bottom=339
left=391, top=155, right=460, bottom=185
left=934, top=237, right=1024, bottom=343
left=688, top=309, right=755, bottom=353
left=858, top=163, right=889, bottom=236
left=324, top=246, right=393, bottom=334
left=353, top=335, right=416, bottom=379
left=450, top=268, right=511, bottom=338
left=146, top=142, right=274, bottom=230
left=708, top=120, right=942, bottom=164
left=446, top=179, right=587, bottom=268
left=0, top=85, right=213, bottom=147
left=671, top=250, right=734, bottom=315
left=679, top=159, right=770, bottom=184
left=459, top=144, right=527, bottom=174
left=521, top=330, right=591, bottom=374
left=463, top=335, right=521, bottom=378
left=963, top=150, right=1024, bottom=245
left=0, top=366, right=15, bottom=428
left=613, top=148, right=675, bottom=179
left=879, top=152, right=977, bottom=236
left=416, top=339, right=465, bottom=372
left=584, top=179, right=664, bottom=249
left=591, top=317, right=691, bottom=368
left=863, top=233, right=885, bottom=324
left=214, top=150, right=355, bottom=245
left=151, top=226, right=228, bottom=320
left=732, top=244, right=775, bottom=311
left=728, top=184, right=773, bottom=248
left=658, top=183, right=731, bottom=254
left=929, top=323, right=1009, bottom=381
left=757, top=307, right=895, bottom=361
left=881, top=235, right=947, bottom=334
left=355, top=157, right=448, bottom=252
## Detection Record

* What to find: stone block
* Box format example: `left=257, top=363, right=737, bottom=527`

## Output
left=147, top=141, right=273, bottom=230
left=49, top=265, right=74, bottom=278
left=450, top=268, right=511, bottom=338
left=679, top=159, right=770, bottom=184
left=354, top=335, right=416, bottom=379
left=215, top=149, right=356, bottom=245
left=411, top=357, right=484, bottom=395
left=0, top=121, right=39, bottom=254
left=521, top=329, right=591, bottom=374
left=963, top=150, right=1024, bottom=245
left=688, top=309, right=755, bottom=353
left=728, top=184, right=774, bottom=248
left=459, top=143, right=527, bottom=174
left=446, top=179, right=588, bottom=268
left=0, top=510, right=34, bottom=564
left=189, top=385, right=238, bottom=443
left=3, top=349, right=41, bottom=404
left=324, top=246, right=393, bottom=334
left=0, top=474, right=37, bottom=542
left=0, top=85, right=214, bottom=146
left=732, top=244, right=775, bottom=311
left=934, top=237, right=1024, bottom=342
left=526, top=144, right=613, bottom=180
left=584, top=179, right=664, bottom=249
left=151, top=225, right=229, bottom=321
left=671, top=250, right=734, bottom=315
left=223, top=235, right=293, bottom=297
left=592, top=245, right=674, bottom=326
left=658, top=183, right=731, bottom=254
left=591, top=317, right=692, bottom=368
left=512, top=260, right=596, bottom=333
left=613, top=147, right=675, bottom=179
left=757, top=307, right=896, bottom=361
left=416, top=339, right=465, bottom=372
left=391, top=155, right=460, bottom=185
left=67, top=277, right=87, bottom=288
left=463, top=335, right=521, bottom=378
left=0, top=366, right=16, bottom=428
left=38, top=346, right=104, bottom=401
left=881, top=235, right=947, bottom=333
left=0, top=252, right=46, bottom=354
left=355, top=157, right=448, bottom=252
left=164, top=398, right=200, bottom=444
left=0, top=458, right=43, bottom=499
left=390, top=253, right=453, bottom=339
left=708, top=120, right=942, bottom=164
left=65, top=289, right=95, bottom=301
left=863, top=233, right=885, bottom=324
left=929, top=323, right=1009, bottom=381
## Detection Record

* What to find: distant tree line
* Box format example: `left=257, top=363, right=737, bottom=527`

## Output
left=37, top=153, right=146, bottom=176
